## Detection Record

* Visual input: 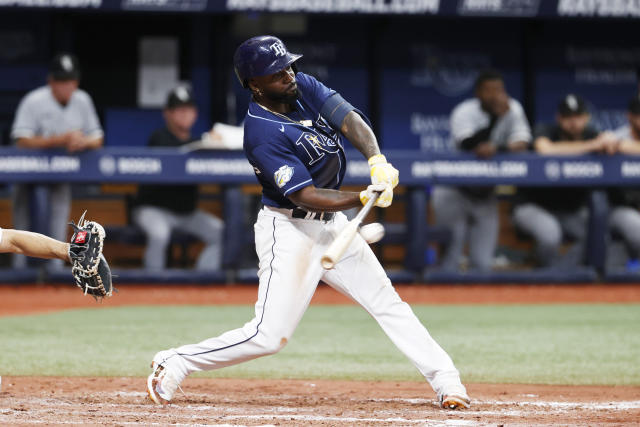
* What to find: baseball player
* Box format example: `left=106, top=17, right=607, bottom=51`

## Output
left=11, top=53, right=103, bottom=269
left=0, top=225, right=101, bottom=266
left=433, top=70, right=531, bottom=272
left=513, top=94, right=616, bottom=268
left=605, top=95, right=640, bottom=268
left=147, top=35, right=469, bottom=410
left=0, top=218, right=113, bottom=300
left=133, top=86, right=224, bottom=271
left=0, top=228, right=73, bottom=261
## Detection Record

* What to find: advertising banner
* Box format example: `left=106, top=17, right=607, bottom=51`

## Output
left=532, top=22, right=640, bottom=130
left=378, top=21, right=524, bottom=151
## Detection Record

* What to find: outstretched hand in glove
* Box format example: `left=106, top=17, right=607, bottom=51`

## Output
left=68, top=211, right=113, bottom=301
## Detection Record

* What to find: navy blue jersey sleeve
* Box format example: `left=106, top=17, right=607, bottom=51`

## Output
left=249, top=142, right=314, bottom=197
left=295, top=73, right=336, bottom=113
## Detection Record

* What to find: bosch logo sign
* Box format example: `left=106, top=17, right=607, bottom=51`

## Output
left=99, top=155, right=116, bottom=176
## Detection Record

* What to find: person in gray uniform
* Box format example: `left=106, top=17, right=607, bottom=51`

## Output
left=606, top=95, right=640, bottom=268
left=132, top=86, right=224, bottom=271
left=512, top=94, right=618, bottom=268
left=10, top=53, right=103, bottom=269
left=433, top=70, right=531, bottom=272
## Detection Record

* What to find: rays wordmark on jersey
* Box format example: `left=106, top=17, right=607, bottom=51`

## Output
left=295, top=128, right=341, bottom=165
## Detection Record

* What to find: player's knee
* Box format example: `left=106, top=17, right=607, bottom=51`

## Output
left=146, top=228, right=172, bottom=245
left=537, top=228, right=562, bottom=250
left=258, top=334, right=289, bottom=355
left=200, top=223, right=223, bottom=243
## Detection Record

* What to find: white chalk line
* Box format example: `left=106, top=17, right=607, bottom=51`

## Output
left=2, top=421, right=271, bottom=427
left=367, top=397, right=640, bottom=411
left=104, top=391, right=640, bottom=411
left=0, top=407, right=481, bottom=426
left=2, top=393, right=639, bottom=426
left=7, top=393, right=640, bottom=412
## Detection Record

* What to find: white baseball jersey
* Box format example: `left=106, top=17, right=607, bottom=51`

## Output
left=10, top=85, right=102, bottom=267
left=615, top=124, right=631, bottom=140
left=11, top=85, right=103, bottom=140
left=151, top=73, right=467, bottom=401
left=450, top=98, right=531, bottom=149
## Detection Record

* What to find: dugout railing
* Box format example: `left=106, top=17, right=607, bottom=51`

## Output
left=0, top=147, right=638, bottom=283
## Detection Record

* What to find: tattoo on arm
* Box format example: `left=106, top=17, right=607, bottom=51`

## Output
left=340, top=111, right=380, bottom=159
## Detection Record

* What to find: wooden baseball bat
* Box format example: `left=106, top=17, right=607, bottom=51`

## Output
left=320, top=191, right=380, bottom=270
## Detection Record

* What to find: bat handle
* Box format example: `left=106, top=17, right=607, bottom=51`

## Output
left=319, top=191, right=381, bottom=270
left=354, top=190, right=381, bottom=223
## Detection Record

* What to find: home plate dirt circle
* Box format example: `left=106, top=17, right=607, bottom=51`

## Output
left=1, top=377, right=638, bottom=426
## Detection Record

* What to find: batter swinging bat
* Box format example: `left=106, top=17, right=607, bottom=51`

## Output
left=321, top=191, right=381, bottom=270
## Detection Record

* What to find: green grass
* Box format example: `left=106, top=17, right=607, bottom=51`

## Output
left=0, top=304, right=638, bottom=385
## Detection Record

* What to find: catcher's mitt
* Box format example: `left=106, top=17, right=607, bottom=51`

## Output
left=68, top=211, right=113, bottom=301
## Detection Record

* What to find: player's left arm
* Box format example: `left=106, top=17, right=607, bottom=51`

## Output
left=340, top=111, right=380, bottom=159
left=340, top=111, right=399, bottom=190
left=319, top=91, right=398, bottom=189
left=0, top=229, right=70, bottom=261
left=306, top=75, right=398, bottom=190
left=289, top=108, right=396, bottom=210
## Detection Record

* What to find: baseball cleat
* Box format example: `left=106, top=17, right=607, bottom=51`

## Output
left=440, top=394, right=471, bottom=410
left=147, top=360, right=182, bottom=405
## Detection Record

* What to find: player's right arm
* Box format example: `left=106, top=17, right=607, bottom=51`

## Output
left=288, top=186, right=361, bottom=212
left=0, top=229, right=70, bottom=261
left=16, top=134, right=72, bottom=149
left=451, top=100, right=496, bottom=158
left=248, top=139, right=387, bottom=212
left=533, top=124, right=608, bottom=155
left=289, top=184, right=390, bottom=212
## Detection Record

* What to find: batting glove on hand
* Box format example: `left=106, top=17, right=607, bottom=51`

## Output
left=360, top=183, right=393, bottom=208
left=369, top=154, right=399, bottom=189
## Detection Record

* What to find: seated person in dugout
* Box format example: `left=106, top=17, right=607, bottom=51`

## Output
left=606, top=95, right=640, bottom=270
left=433, top=69, right=531, bottom=272
left=132, top=86, right=224, bottom=270
left=512, top=94, right=618, bottom=269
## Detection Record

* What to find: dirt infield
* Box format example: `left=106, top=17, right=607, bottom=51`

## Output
left=1, top=376, right=639, bottom=426
left=1, top=283, right=640, bottom=317
left=1, top=283, right=639, bottom=425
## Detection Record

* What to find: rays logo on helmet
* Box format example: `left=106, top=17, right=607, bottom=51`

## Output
left=274, top=165, right=294, bottom=188
left=270, top=41, right=287, bottom=57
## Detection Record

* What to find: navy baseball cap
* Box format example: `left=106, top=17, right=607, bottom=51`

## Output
left=165, top=86, right=196, bottom=109
left=557, top=94, right=588, bottom=116
left=628, top=95, right=640, bottom=114
left=50, top=53, right=80, bottom=81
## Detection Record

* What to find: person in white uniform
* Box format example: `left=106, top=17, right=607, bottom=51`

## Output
left=10, top=53, right=103, bottom=269
left=146, top=35, right=470, bottom=410
left=607, top=95, right=640, bottom=267
left=433, top=70, right=531, bottom=272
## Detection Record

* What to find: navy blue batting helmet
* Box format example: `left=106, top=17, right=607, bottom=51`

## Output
left=233, top=35, right=302, bottom=89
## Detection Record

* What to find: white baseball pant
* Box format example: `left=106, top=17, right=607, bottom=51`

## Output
left=155, top=206, right=464, bottom=396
